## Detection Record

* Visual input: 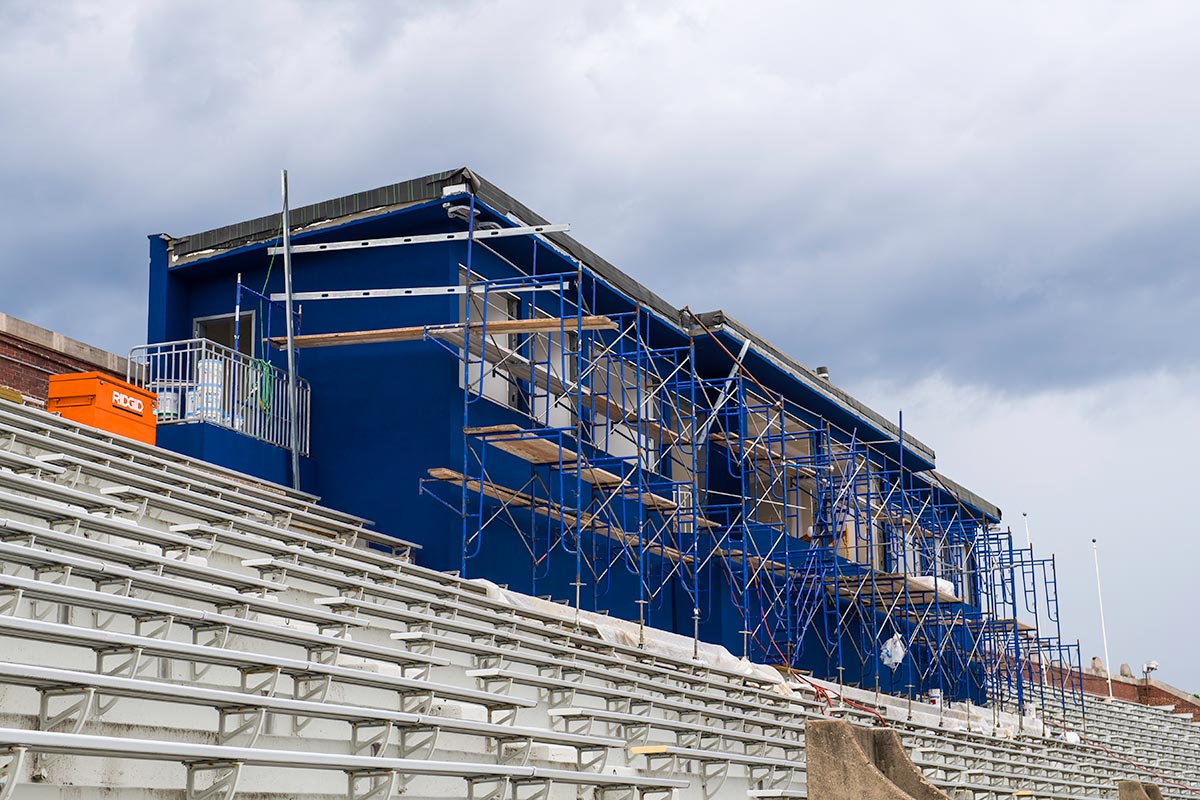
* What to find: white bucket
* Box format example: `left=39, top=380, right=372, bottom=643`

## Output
left=191, top=358, right=225, bottom=421
left=196, top=358, right=224, bottom=388
left=156, top=391, right=179, bottom=421
left=186, top=387, right=222, bottom=422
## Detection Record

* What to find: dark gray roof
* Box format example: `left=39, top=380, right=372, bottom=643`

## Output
left=164, top=167, right=999, bottom=520
left=170, top=168, right=472, bottom=258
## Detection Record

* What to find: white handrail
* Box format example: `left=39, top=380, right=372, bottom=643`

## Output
left=126, top=338, right=310, bottom=455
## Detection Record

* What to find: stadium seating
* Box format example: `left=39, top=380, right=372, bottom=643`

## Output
left=0, top=398, right=1197, bottom=799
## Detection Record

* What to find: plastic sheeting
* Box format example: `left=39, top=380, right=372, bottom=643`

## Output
left=881, top=633, right=907, bottom=671
left=470, top=578, right=785, bottom=689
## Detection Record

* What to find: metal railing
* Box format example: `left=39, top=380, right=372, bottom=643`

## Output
left=127, top=339, right=310, bottom=455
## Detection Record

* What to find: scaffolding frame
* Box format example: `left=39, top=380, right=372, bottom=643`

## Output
left=416, top=243, right=1082, bottom=711
left=257, top=197, right=1083, bottom=714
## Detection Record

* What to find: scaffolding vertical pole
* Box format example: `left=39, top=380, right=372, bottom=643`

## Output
left=280, top=169, right=302, bottom=489
left=461, top=194, right=478, bottom=579
left=233, top=274, right=246, bottom=423
left=1092, top=538, right=1115, bottom=699
left=233, top=274, right=243, bottom=356
left=899, top=410, right=914, bottom=700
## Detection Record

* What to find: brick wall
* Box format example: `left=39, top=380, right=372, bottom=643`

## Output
left=1137, top=679, right=1200, bottom=721
left=0, top=313, right=127, bottom=404
left=1046, top=663, right=1200, bottom=721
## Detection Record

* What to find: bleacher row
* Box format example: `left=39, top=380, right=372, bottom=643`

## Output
left=0, top=398, right=1195, bottom=799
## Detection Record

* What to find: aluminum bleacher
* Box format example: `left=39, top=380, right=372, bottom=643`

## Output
left=0, top=398, right=1197, bottom=800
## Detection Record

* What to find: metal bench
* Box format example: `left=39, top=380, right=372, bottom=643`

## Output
left=631, top=743, right=802, bottom=795
left=0, top=517, right=281, bottom=594
left=0, top=448, right=66, bottom=475
left=0, top=468, right=138, bottom=513
left=0, top=404, right=407, bottom=547
left=549, top=706, right=805, bottom=755
left=0, top=727, right=687, bottom=800
left=0, top=491, right=213, bottom=555
left=322, top=594, right=808, bottom=728
left=0, top=610, right=523, bottom=720
left=468, top=667, right=807, bottom=741
left=0, top=661, right=619, bottom=766
left=0, top=572, right=448, bottom=675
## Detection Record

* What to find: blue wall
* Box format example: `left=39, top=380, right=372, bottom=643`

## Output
left=147, top=195, right=994, bottom=700
left=157, top=422, right=293, bottom=486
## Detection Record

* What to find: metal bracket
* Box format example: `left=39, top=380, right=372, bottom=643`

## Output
left=350, top=720, right=394, bottom=758
left=295, top=674, right=332, bottom=705
left=397, top=688, right=435, bottom=716
left=577, top=742, right=610, bottom=773
left=544, top=683, right=576, bottom=709
left=488, top=702, right=519, bottom=728
left=306, top=643, right=344, bottom=667
left=217, top=706, right=266, bottom=748
left=494, top=734, right=533, bottom=767
left=191, top=623, right=231, bottom=682
left=0, top=747, right=27, bottom=800
left=595, top=785, right=636, bottom=800
left=396, top=725, right=439, bottom=760
left=749, top=763, right=792, bottom=791
left=466, top=774, right=511, bottom=800
left=95, top=646, right=145, bottom=715
left=31, top=565, right=73, bottom=621
left=185, top=760, right=242, bottom=800
left=511, top=778, right=551, bottom=800
left=699, top=758, right=732, bottom=799
left=348, top=769, right=398, bottom=800
left=38, top=686, right=97, bottom=734
left=134, top=612, right=176, bottom=641
left=239, top=666, right=282, bottom=697
left=0, top=588, right=22, bottom=617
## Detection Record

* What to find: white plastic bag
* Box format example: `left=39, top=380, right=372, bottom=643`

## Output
left=881, top=633, right=907, bottom=671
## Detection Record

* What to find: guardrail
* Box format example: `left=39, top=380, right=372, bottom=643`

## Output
left=127, top=339, right=310, bottom=455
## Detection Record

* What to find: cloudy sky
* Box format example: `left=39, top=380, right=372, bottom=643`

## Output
left=3, top=2, right=1198, bottom=688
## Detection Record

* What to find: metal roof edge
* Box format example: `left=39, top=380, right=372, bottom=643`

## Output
left=689, top=309, right=937, bottom=463
left=164, top=168, right=473, bottom=258
left=925, top=469, right=1002, bottom=523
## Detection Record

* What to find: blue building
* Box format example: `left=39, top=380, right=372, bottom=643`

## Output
left=140, top=167, right=1076, bottom=705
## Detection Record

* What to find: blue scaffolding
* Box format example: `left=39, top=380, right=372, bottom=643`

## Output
left=264, top=204, right=1083, bottom=715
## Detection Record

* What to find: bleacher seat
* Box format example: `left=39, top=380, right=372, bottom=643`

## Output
left=0, top=398, right=1198, bottom=800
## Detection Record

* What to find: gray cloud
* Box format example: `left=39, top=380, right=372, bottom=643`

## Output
left=852, top=369, right=1200, bottom=690
left=4, top=2, right=1197, bottom=391
left=2, top=0, right=1198, bottom=687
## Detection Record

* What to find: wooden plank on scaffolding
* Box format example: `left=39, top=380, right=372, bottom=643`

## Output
left=427, top=467, right=587, bottom=528
left=587, top=394, right=691, bottom=446
left=707, top=430, right=816, bottom=477
left=270, top=315, right=618, bottom=349
left=426, top=467, right=533, bottom=508
left=993, top=617, right=1038, bottom=634
left=463, top=424, right=716, bottom=525
left=441, top=330, right=573, bottom=397
left=831, top=573, right=961, bottom=606
left=425, top=468, right=689, bottom=563
left=464, top=424, right=591, bottom=469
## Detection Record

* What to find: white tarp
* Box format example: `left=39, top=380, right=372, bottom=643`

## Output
left=470, top=578, right=784, bottom=688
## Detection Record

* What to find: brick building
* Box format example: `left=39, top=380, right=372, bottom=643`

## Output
left=0, top=312, right=127, bottom=405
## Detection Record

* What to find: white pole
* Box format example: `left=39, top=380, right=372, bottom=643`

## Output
left=1022, top=512, right=1032, bottom=549
left=1092, top=538, right=1114, bottom=699
left=281, top=169, right=301, bottom=489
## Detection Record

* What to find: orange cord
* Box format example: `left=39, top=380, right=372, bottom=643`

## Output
left=1043, top=717, right=1200, bottom=795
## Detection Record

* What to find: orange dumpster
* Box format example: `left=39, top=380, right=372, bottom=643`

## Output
left=47, top=372, right=158, bottom=445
